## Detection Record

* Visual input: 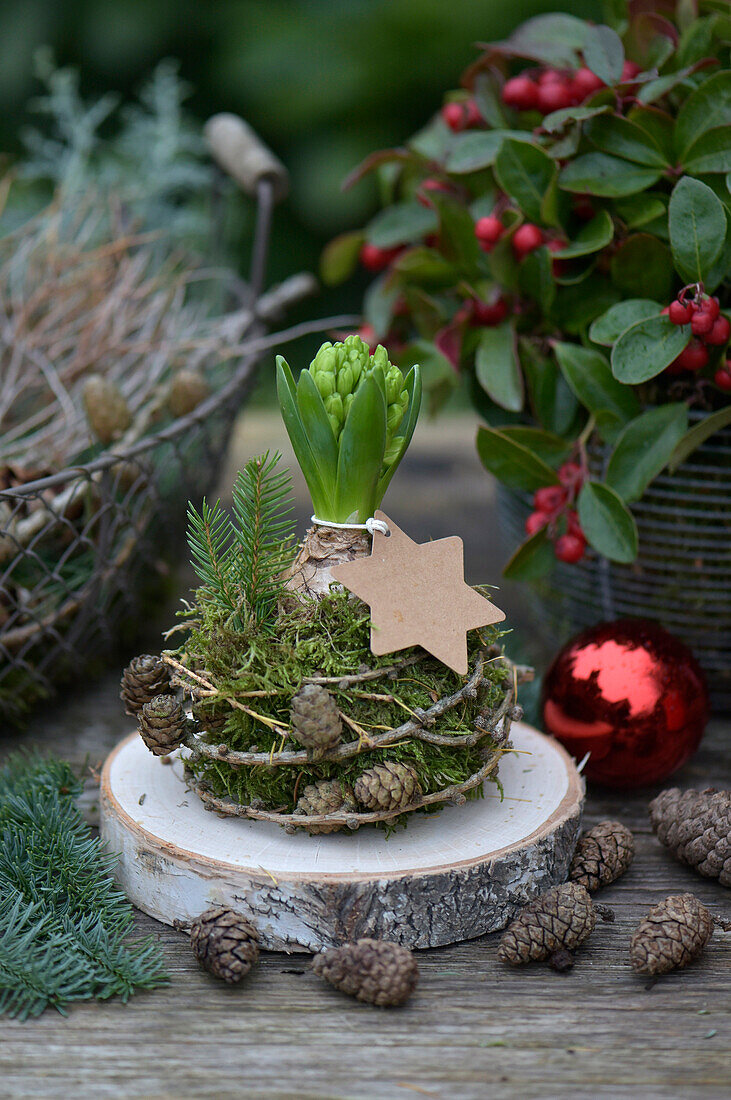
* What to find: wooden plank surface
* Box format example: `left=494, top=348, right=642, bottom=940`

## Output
left=2, top=414, right=729, bottom=1099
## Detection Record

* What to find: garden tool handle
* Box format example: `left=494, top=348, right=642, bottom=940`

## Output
left=204, top=113, right=289, bottom=203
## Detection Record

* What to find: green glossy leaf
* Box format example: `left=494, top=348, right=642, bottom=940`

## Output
left=668, top=177, right=726, bottom=283
left=495, top=139, right=557, bottom=225
left=610, top=234, right=675, bottom=301
left=519, top=338, right=579, bottom=436
left=584, top=23, right=625, bottom=85
left=703, top=214, right=731, bottom=293
left=551, top=275, right=621, bottom=334
left=276, top=357, right=333, bottom=518
left=503, top=528, right=555, bottom=580
left=320, top=230, right=364, bottom=287
left=559, top=153, right=662, bottom=196
left=553, top=342, right=640, bottom=426
left=589, top=298, right=662, bottom=346
left=627, top=106, right=676, bottom=164
left=476, top=426, right=560, bottom=491
left=499, top=426, right=573, bottom=466
left=551, top=209, right=614, bottom=259
left=518, top=246, right=555, bottom=313
left=637, top=64, right=703, bottom=106
left=363, top=275, right=399, bottom=338
left=500, top=13, right=588, bottom=66
left=432, top=194, right=481, bottom=270
left=445, top=129, right=530, bottom=173
left=334, top=375, right=386, bottom=522
left=366, top=201, right=438, bottom=248
left=473, top=72, right=508, bottom=129
left=578, top=481, right=638, bottom=562
left=675, top=71, right=731, bottom=157
left=683, top=126, right=731, bottom=175
left=392, top=247, right=456, bottom=286
left=474, top=322, right=524, bottom=413
left=668, top=405, right=731, bottom=472
left=296, top=369, right=340, bottom=485
left=613, top=193, right=667, bottom=228
left=611, top=316, right=690, bottom=383
left=605, top=404, right=689, bottom=502
left=542, top=105, right=610, bottom=133
left=586, top=115, right=669, bottom=167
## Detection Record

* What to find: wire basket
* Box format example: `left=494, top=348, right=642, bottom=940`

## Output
left=0, top=117, right=330, bottom=724
left=498, top=410, right=731, bottom=712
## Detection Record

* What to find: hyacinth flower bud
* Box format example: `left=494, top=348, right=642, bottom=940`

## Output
left=337, top=364, right=354, bottom=398
left=314, top=370, right=336, bottom=400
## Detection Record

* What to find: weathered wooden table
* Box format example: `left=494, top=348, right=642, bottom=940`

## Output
left=2, top=414, right=729, bottom=1099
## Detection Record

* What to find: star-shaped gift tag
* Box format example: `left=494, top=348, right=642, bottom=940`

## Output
left=330, top=511, right=505, bottom=676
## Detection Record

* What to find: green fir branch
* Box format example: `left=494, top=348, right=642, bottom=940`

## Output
left=0, top=753, right=167, bottom=1021
left=186, top=498, right=240, bottom=621
left=231, top=451, right=295, bottom=628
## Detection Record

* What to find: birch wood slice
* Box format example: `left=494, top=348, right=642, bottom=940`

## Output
left=101, top=722, right=584, bottom=952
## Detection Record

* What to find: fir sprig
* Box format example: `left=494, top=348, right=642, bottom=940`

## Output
left=186, top=498, right=239, bottom=621
left=0, top=753, right=167, bottom=1020
left=232, top=451, right=295, bottom=627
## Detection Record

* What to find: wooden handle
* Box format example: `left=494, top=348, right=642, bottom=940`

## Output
left=204, top=113, right=289, bottom=203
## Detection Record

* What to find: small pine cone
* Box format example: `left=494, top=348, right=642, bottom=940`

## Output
left=139, top=694, right=187, bottom=756
left=290, top=684, right=342, bottom=752
left=190, top=906, right=259, bottom=983
left=630, top=893, right=715, bottom=976
left=120, top=654, right=172, bottom=716
left=312, top=938, right=418, bottom=1006
left=649, top=788, right=731, bottom=887
left=168, top=368, right=209, bottom=418
left=295, top=779, right=358, bottom=835
left=82, top=375, right=131, bottom=444
left=570, top=820, right=635, bottom=891
left=354, top=761, right=421, bottom=812
left=498, top=882, right=596, bottom=966
left=192, top=700, right=230, bottom=737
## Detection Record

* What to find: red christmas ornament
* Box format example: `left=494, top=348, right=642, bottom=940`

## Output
left=542, top=619, right=708, bottom=787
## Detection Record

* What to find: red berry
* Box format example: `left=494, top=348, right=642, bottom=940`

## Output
left=537, top=80, right=574, bottom=114
left=572, top=195, right=595, bottom=221
left=670, top=341, right=709, bottom=372
left=534, top=485, right=568, bottom=514
left=705, top=316, right=731, bottom=346
left=701, top=296, right=721, bottom=322
left=547, top=238, right=569, bottom=276
left=470, top=296, right=509, bottom=326
left=714, top=368, right=731, bottom=392
left=566, top=509, right=584, bottom=537
left=691, top=309, right=714, bottom=336
left=572, top=67, right=604, bottom=100
left=360, top=242, right=401, bottom=272
left=668, top=299, right=693, bottom=326
left=513, top=223, right=544, bottom=258
left=465, top=98, right=483, bottom=127
left=417, top=179, right=452, bottom=207
left=559, top=462, right=583, bottom=491
left=442, top=102, right=467, bottom=132
left=555, top=533, right=586, bottom=564
left=474, top=215, right=504, bottom=250
left=621, top=61, right=642, bottom=81
left=502, top=76, right=539, bottom=111
left=525, top=511, right=549, bottom=536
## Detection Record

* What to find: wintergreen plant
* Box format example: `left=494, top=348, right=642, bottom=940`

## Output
left=276, top=335, right=422, bottom=523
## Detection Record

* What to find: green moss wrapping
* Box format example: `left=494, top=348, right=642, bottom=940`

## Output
left=174, top=586, right=510, bottom=829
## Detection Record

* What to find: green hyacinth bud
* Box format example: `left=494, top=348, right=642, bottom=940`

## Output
left=387, top=402, right=405, bottom=435
left=337, top=364, right=354, bottom=398
left=371, top=344, right=389, bottom=373
left=314, top=370, right=336, bottom=400
left=385, top=364, right=405, bottom=405
left=325, top=391, right=344, bottom=432
left=312, top=343, right=337, bottom=375
left=343, top=392, right=354, bottom=419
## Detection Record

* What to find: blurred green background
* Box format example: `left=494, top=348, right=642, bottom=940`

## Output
left=0, top=0, right=599, bottom=380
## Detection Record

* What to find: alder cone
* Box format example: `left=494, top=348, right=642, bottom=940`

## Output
left=354, top=761, right=421, bottom=812
left=570, top=820, right=635, bottom=891
left=312, top=938, right=418, bottom=1006
left=498, top=882, right=596, bottom=965
left=290, top=683, right=342, bottom=752
left=138, top=694, right=186, bottom=756
left=649, top=788, right=731, bottom=887
left=190, top=906, right=259, bottom=983
left=295, top=779, right=358, bottom=834
left=630, top=893, right=715, bottom=976
left=120, top=654, right=171, bottom=716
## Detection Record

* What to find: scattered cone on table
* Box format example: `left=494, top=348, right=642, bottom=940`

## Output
left=569, top=820, right=635, bottom=891
left=498, top=882, right=603, bottom=970
left=312, top=938, right=418, bottom=1006
left=629, top=893, right=723, bottom=976
left=190, top=906, right=259, bottom=983
left=649, top=788, right=731, bottom=887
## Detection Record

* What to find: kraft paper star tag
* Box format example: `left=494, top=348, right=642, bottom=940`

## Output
left=330, top=511, right=506, bottom=676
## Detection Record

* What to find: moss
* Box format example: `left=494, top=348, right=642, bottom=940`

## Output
left=174, top=585, right=510, bottom=828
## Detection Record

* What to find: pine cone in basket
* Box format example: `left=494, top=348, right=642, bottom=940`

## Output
left=569, top=820, right=635, bottom=891
left=192, top=700, right=230, bottom=737
left=312, top=938, right=418, bottom=1006
left=649, top=788, right=731, bottom=887
left=498, top=882, right=597, bottom=968
left=168, top=368, right=209, bottom=418
left=120, top=654, right=172, bottom=716
left=138, top=695, right=187, bottom=756
left=290, top=684, right=342, bottom=753
left=82, top=374, right=131, bottom=444
left=630, top=893, right=715, bottom=976
left=354, top=762, right=421, bottom=812
left=295, top=779, right=358, bottom=835
left=190, top=906, right=259, bottom=983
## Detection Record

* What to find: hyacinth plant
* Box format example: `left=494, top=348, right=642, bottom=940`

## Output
left=323, top=0, right=731, bottom=580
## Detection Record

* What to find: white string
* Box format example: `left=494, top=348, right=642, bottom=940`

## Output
left=311, top=515, right=390, bottom=537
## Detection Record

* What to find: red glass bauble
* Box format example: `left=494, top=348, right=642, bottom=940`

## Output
left=542, top=619, right=709, bottom=787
